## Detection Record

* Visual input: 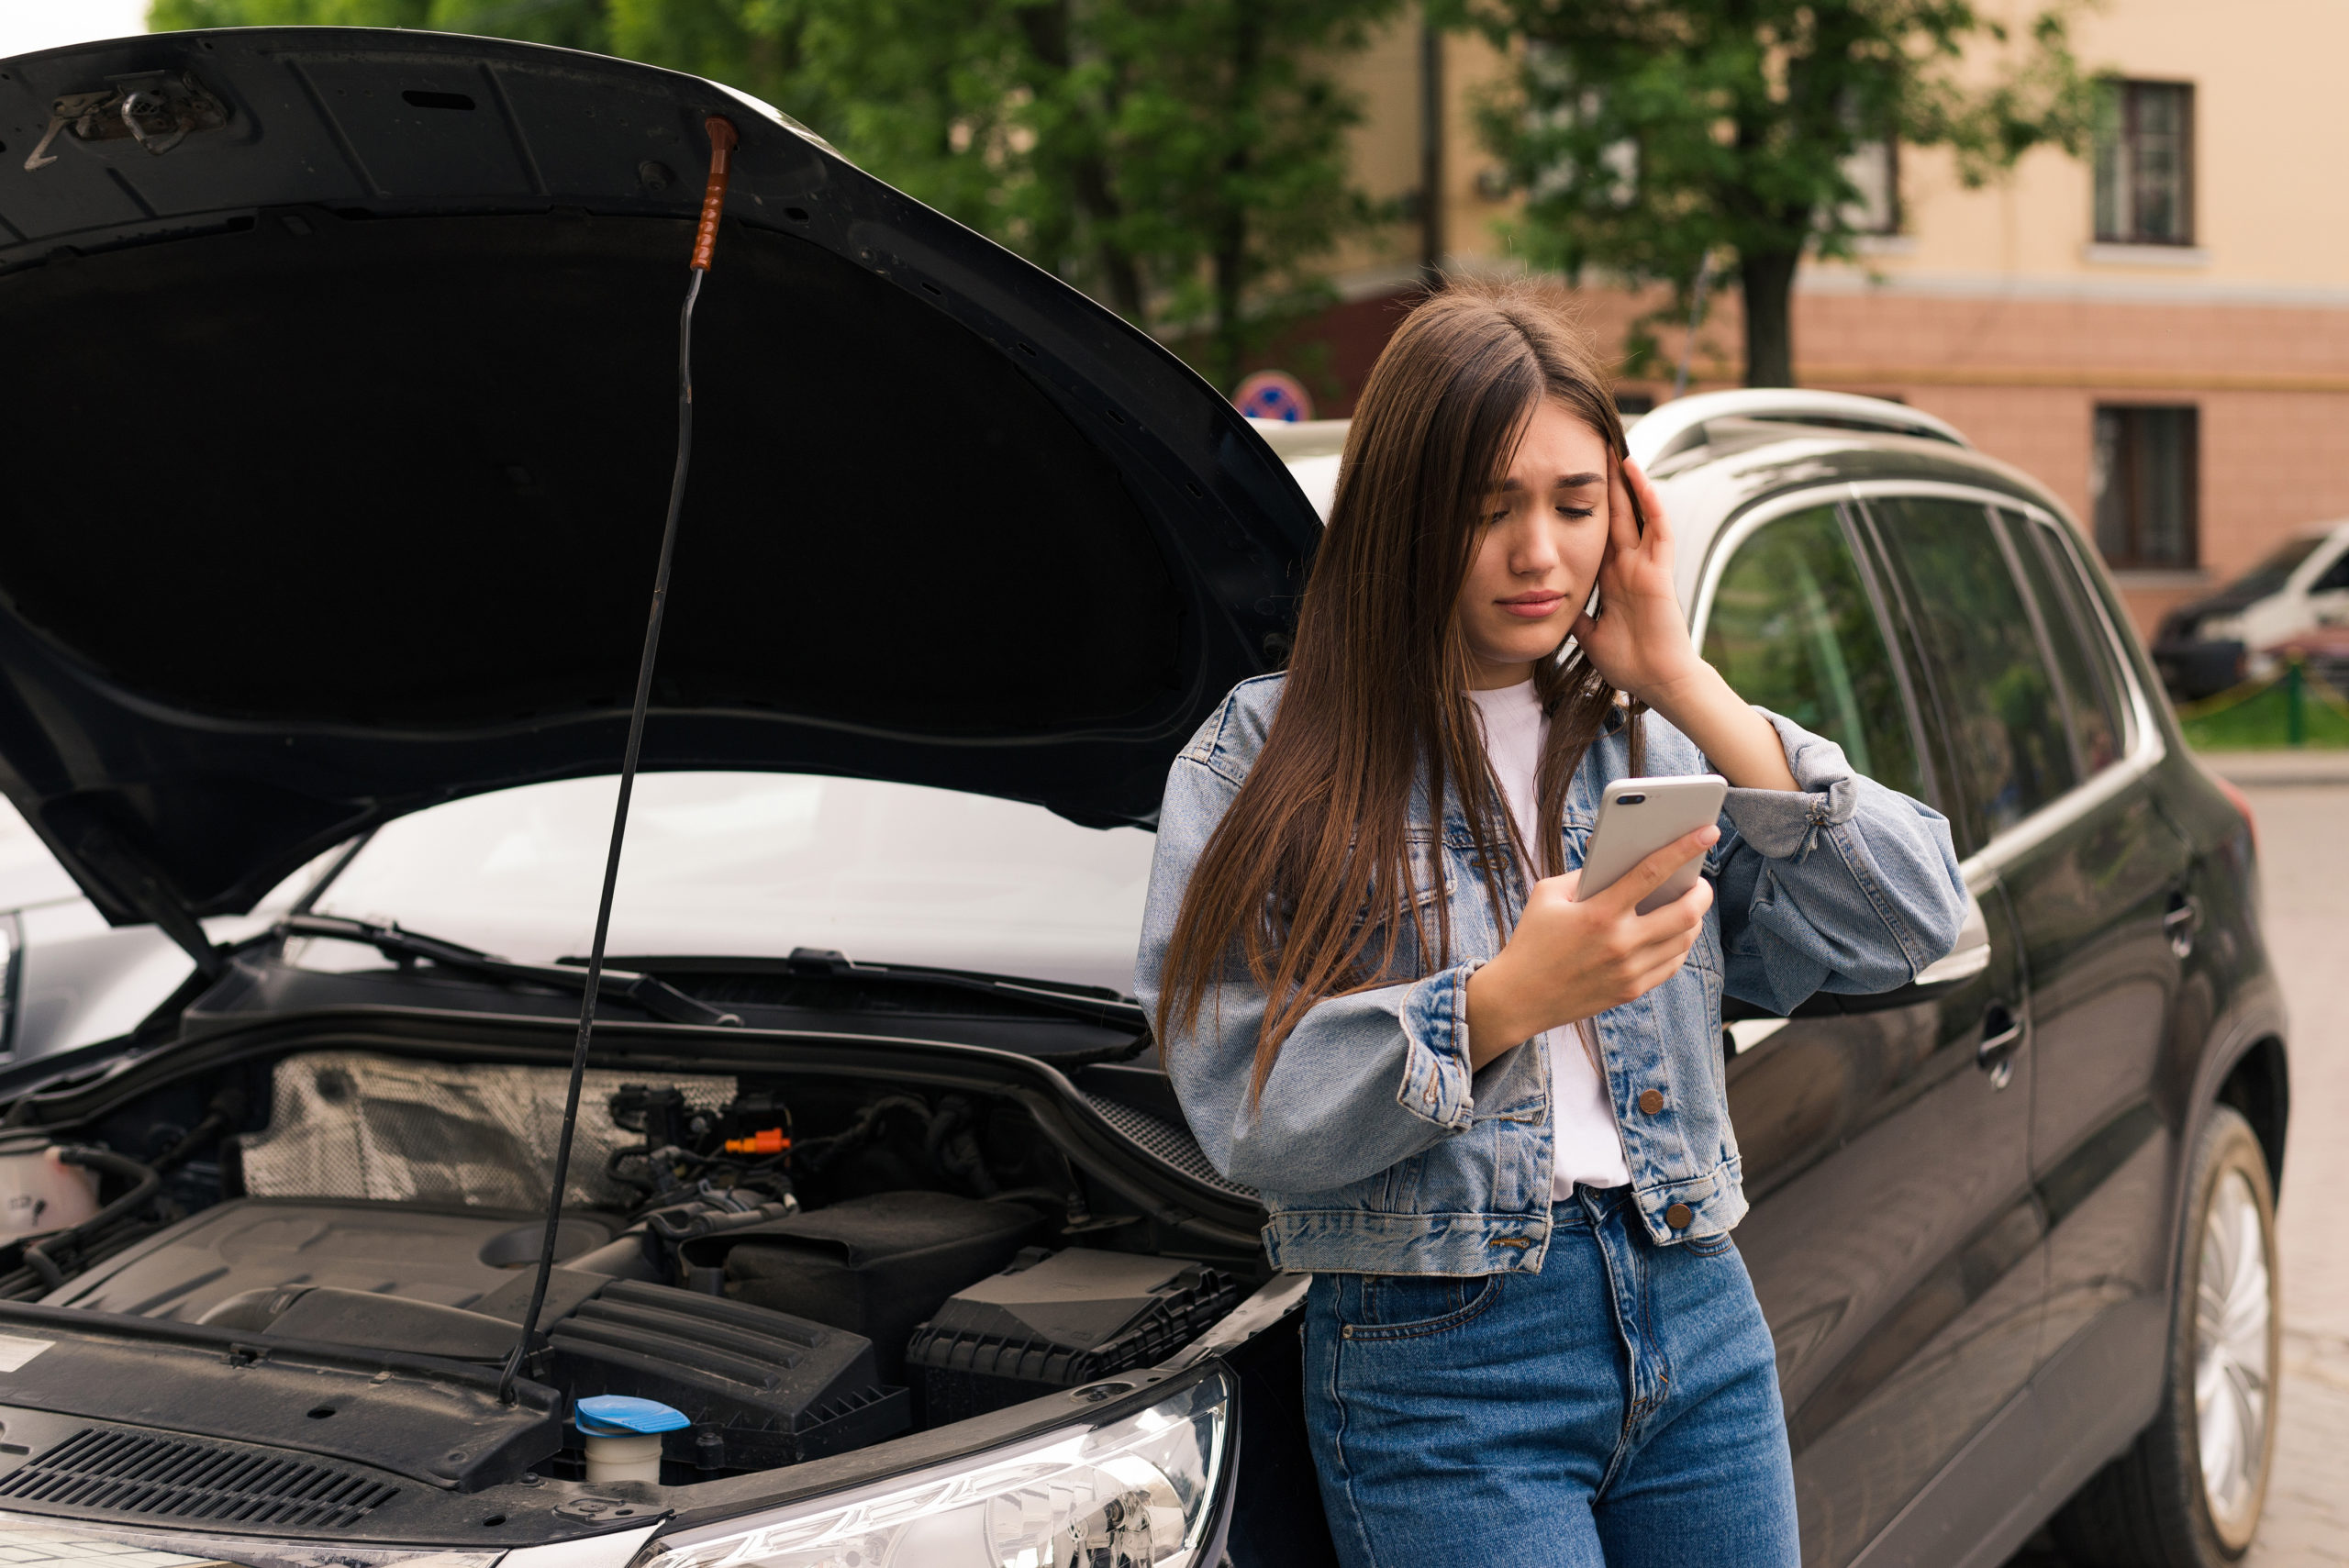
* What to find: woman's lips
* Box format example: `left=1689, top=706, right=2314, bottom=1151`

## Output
left=1497, top=591, right=1567, bottom=620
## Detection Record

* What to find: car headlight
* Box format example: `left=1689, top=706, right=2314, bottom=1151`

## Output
left=2199, top=613, right=2246, bottom=643
left=640, top=1368, right=1233, bottom=1568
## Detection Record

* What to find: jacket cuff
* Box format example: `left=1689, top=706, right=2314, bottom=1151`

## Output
left=1720, top=708, right=1862, bottom=859
left=1394, top=962, right=1479, bottom=1132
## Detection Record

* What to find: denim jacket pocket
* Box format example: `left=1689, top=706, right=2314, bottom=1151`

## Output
left=1350, top=833, right=1455, bottom=973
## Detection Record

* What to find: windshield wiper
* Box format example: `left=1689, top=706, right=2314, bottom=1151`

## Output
left=608, top=946, right=1147, bottom=1028
left=277, top=912, right=743, bottom=1029
left=584, top=949, right=1154, bottom=1062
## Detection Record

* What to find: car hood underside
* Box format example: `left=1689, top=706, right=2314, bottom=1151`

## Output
left=0, top=27, right=1316, bottom=935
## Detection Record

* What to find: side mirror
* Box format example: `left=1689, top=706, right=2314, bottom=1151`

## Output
left=1722, top=884, right=1997, bottom=1054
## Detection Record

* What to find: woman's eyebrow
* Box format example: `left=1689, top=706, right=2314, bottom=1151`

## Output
left=1497, top=471, right=1605, bottom=492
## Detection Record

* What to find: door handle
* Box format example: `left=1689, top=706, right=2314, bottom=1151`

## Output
left=2163, top=891, right=2198, bottom=959
left=1976, top=1003, right=2023, bottom=1091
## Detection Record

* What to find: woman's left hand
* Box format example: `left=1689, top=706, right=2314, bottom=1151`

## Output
left=1575, top=453, right=1802, bottom=792
left=1570, top=455, right=1705, bottom=707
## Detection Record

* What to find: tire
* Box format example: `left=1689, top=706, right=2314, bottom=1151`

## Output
left=2049, top=1104, right=2280, bottom=1566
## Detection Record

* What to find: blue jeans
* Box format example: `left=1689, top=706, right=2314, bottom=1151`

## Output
left=1302, top=1185, right=1799, bottom=1568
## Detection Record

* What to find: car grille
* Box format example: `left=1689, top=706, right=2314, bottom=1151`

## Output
left=0, top=1429, right=398, bottom=1529
left=1083, top=1095, right=1258, bottom=1202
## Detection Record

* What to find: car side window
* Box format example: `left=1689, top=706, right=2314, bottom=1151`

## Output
left=1866, top=496, right=2077, bottom=840
left=2313, top=548, right=2349, bottom=594
left=1699, top=503, right=1924, bottom=799
left=2004, top=511, right=2125, bottom=775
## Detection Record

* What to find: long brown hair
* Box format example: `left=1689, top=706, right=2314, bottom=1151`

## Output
left=1156, top=276, right=1645, bottom=1103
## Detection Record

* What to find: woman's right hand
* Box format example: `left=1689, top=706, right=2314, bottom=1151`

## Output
left=1464, top=827, right=1717, bottom=1069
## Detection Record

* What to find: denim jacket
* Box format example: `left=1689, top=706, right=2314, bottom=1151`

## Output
left=1134, top=674, right=1967, bottom=1274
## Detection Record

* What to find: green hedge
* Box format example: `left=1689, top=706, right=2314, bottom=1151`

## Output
left=2176, top=662, right=2349, bottom=751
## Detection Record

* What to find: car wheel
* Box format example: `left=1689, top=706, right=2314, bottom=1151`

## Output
left=2049, top=1104, right=2280, bottom=1566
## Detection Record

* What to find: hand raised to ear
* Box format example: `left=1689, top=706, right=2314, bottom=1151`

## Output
left=1569, top=456, right=1706, bottom=706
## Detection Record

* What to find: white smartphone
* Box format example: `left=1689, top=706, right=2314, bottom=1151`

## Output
left=1575, top=774, right=1729, bottom=915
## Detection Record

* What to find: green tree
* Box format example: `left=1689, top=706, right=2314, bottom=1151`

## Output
left=1445, top=0, right=2098, bottom=386
left=150, top=0, right=1398, bottom=393
left=151, top=0, right=607, bottom=50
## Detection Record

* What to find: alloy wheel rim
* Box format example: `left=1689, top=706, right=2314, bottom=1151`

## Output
left=2194, top=1167, right=2274, bottom=1542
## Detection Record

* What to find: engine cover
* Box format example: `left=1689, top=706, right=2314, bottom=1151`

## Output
left=41, top=1198, right=618, bottom=1321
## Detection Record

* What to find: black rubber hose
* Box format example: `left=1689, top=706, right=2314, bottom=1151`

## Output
left=796, top=1095, right=932, bottom=1173
left=19, top=1146, right=162, bottom=1292
left=153, top=1101, right=238, bottom=1175
left=924, top=1097, right=999, bottom=1197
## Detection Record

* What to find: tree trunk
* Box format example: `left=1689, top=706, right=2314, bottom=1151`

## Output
left=1740, top=247, right=1800, bottom=387
left=1018, top=0, right=1144, bottom=323
left=1209, top=12, right=1264, bottom=392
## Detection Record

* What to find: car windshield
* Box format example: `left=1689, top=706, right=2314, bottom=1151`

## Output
left=304, top=773, right=1158, bottom=997
left=2223, top=535, right=2326, bottom=598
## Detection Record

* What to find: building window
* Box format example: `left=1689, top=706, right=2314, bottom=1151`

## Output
left=2095, top=81, right=2193, bottom=244
left=2092, top=406, right=2199, bottom=569
left=1842, top=139, right=1900, bottom=235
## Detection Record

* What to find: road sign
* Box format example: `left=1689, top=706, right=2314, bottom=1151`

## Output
left=1234, top=370, right=1313, bottom=423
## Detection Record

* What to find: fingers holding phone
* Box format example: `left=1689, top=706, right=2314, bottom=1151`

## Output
left=1464, top=778, right=1725, bottom=1067
left=1467, top=825, right=1717, bottom=1065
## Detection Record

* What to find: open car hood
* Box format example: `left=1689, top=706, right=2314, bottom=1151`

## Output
left=0, top=28, right=1316, bottom=947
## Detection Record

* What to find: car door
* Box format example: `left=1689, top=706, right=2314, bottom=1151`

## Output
left=1858, top=487, right=2199, bottom=1483
left=1696, top=496, right=2041, bottom=1567
left=1984, top=507, right=2192, bottom=1389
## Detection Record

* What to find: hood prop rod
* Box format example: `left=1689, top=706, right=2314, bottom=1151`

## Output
left=497, top=113, right=740, bottom=1406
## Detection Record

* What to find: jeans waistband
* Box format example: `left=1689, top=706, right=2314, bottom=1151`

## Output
left=1551, top=1183, right=1631, bottom=1228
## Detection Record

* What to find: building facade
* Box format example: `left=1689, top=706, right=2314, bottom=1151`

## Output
left=1297, top=0, right=2349, bottom=639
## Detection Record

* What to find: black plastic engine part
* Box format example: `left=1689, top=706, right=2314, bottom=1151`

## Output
left=175, top=1269, right=909, bottom=1475
left=199, top=1284, right=519, bottom=1360
left=906, top=1247, right=1241, bottom=1423
left=41, top=1198, right=619, bottom=1323
left=0, top=1301, right=561, bottom=1491
left=548, top=1279, right=907, bottom=1471
left=697, top=1190, right=1045, bottom=1383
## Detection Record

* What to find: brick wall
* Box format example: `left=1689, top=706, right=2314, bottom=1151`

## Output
left=1277, top=280, right=2349, bottom=641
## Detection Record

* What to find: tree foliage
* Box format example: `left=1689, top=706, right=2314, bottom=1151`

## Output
left=149, top=0, right=1399, bottom=392
left=1443, top=0, right=2099, bottom=385
left=150, top=0, right=607, bottom=50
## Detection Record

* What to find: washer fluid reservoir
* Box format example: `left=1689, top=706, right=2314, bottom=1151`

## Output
left=0, top=1146, right=99, bottom=1237
left=575, top=1395, right=689, bottom=1483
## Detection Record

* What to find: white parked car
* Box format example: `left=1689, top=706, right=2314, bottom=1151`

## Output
left=2153, top=519, right=2349, bottom=696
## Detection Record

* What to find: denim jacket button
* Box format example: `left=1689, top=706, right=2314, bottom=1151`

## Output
left=1638, top=1089, right=1665, bottom=1116
left=1664, top=1202, right=1694, bottom=1229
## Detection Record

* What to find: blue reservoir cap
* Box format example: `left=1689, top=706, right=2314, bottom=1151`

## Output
left=574, top=1395, right=690, bottom=1437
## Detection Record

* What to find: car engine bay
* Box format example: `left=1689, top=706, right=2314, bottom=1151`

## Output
left=0, top=1044, right=1260, bottom=1524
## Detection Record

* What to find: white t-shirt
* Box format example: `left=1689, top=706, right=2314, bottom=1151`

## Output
left=1466, top=680, right=1632, bottom=1196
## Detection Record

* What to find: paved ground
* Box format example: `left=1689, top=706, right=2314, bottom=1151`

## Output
left=2236, top=782, right=2349, bottom=1566
left=2010, top=773, right=2349, bottom=1565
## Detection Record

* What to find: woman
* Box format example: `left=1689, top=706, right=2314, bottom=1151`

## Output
left=1135, top=279, right=1967, bottom=1567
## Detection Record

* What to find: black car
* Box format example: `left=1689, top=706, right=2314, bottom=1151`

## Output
left=0, top=28, right=2288, bottom=1568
